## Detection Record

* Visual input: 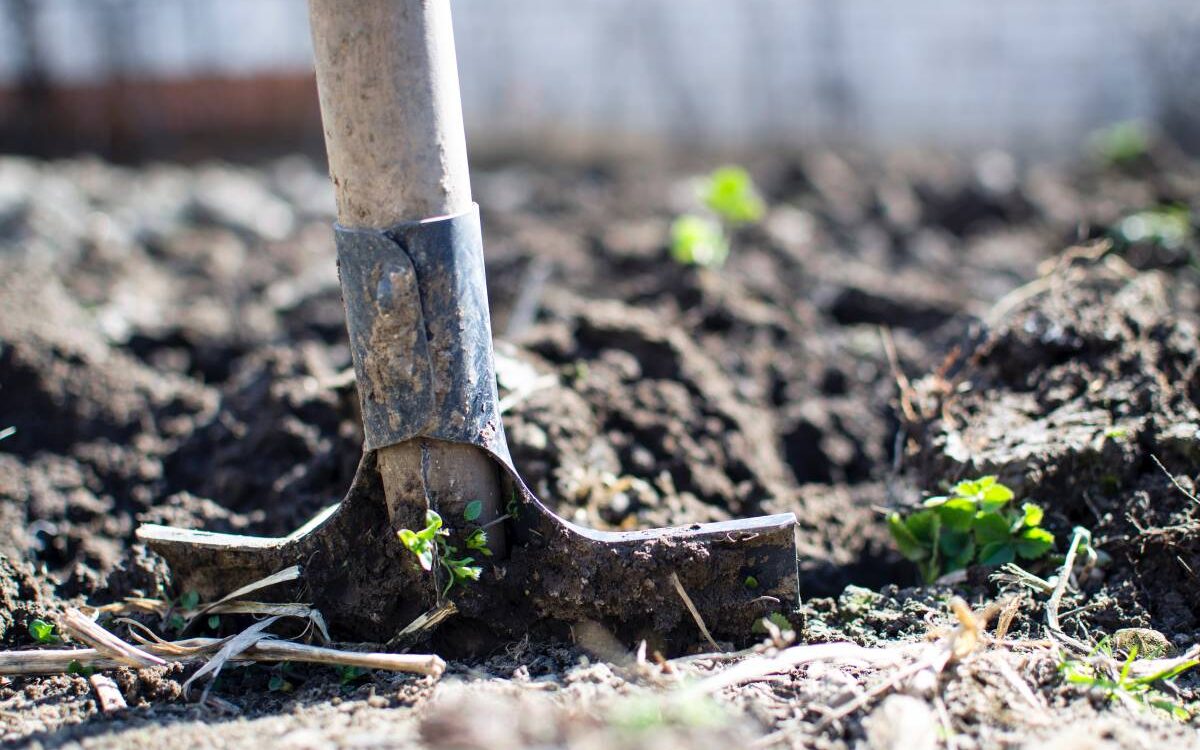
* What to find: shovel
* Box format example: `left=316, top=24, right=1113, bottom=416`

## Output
left=137, top=0, right=799, bottom=652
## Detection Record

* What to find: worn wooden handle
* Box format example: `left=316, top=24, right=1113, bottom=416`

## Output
left=309, top=0, right=471, bottom=227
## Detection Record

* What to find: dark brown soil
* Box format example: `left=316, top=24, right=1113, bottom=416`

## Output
left=2, top=144, right=1200, bottom=747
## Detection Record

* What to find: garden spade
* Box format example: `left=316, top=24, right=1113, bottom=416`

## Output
left=137, top=0, right=799, bottom=651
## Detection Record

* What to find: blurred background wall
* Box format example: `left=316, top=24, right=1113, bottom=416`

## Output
left=0, top=0, right=1197, bottom=160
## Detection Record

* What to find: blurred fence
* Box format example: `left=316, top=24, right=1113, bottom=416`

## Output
left=1, top=0, right=1198, bottom=158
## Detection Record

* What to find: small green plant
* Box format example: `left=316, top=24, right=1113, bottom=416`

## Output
left=28, top=618, right=59, bottom=644
left=1113, top=204, right=1193, bottom=251
left=1103, top=426, right=1128, bottom=441
left=670, top=165, right=765, bottom=269
left=67, top=660, right=95, bottom=677
left=268, top=673, right=293, bottom=693
left=1061, top=640, right=1199, bottom=720
left=888, top=476, right=1055, bottom=583
left=397, top=509, right=483, bottom=597
left=700, top=166, right=766, bottom=225
left=179, top=590, right=200, bottom=610
left=670, top=214, right=728, bottom=268
left=465, top=528, right=492, bottom=557
left=1089, top=121, right=1150, bottom=167
left=338, top=665, right=368, bottom=686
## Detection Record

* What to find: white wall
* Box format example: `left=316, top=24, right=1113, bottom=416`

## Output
left=2, top=0, right=1197, bottom=155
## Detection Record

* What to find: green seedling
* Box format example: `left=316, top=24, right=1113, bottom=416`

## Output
left=465, top=528, right=492, bottom=557
left=1061, top=640, right=1199, bottom=721
left=28, top=618, right=59, bottom=644
left=338, top=665, right=368, bottom=686
left=670, top=166, right=765, bottom=269
left=1103, top=426, right=1128, bottom=441
left=397, top=509, right=484, bottom=597
left=888, top=476, right=1055, bottom=583
left=751, top=611, right=792, bottom=635
left=699, top=165, right=766, bottom=225
left=670, top=214, right=728, bottom=268
left=1113, top=205, right=1193, bottom=251
left=1089, top=121, right=1150, bottom=167
left=67, top=660, right=95, bottom=677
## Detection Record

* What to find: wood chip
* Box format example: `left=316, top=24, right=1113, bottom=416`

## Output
left=88, top=673, right=127, bottom=714
left=60, top=609, right=166, bottom=669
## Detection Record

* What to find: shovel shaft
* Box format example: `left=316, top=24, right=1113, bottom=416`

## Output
left=308, top=0, right=504, bottom=561
left=309, top=0, right=471, bottom=225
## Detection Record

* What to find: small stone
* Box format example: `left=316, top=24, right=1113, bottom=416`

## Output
left=1112, top=627, right=1172, bottom=658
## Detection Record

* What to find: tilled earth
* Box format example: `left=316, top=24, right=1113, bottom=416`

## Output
left=2, top=143, right=1200, bottom=748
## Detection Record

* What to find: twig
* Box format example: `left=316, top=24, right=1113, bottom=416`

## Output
left=1151, top=455, right=1199, bottom=505
left=994, top=595, right=1022, bottom=640
left=60, top=609, right=166, bottom=669
left=1045, top=527, right=1091, bottom=654
left=0, top=638, right=445, bottom=678
left=669, top=573, right=720, bottom=652
left=88, top=674, right=127, bottom=714
left=188, top=565, right=303, bottom=625
left=184, top=617, right=281, bottom=701
left=879, top=327, right=918, bottom=423
left=391, top=600, right=458, bottom=644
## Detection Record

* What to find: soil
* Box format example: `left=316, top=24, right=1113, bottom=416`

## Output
left=2, top=143, right=1200, bottom=747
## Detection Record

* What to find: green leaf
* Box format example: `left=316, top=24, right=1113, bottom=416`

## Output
left=981, top=482, right=1015, bottom=510
left=67, top=660, right=94, bottom=677
left=463, top=500, right=483, bottom=522
left=426, top=510, right=443, bottom=530
left=938, top=529, right=971, bottom=557
left=28, top=619, right=57, bottom=644
left=1016, top=527, right=1055, bottom=559
left=905, top=509, right=941, bottom=546
left=744, top=575, right=759, bottom=589
left=466, top=528, right=492, bottom=556
left=1021, top=502, right=1044, bottom=528
left=936, top=498, right=977, bottom=532
left=398, top=529, right=421, bottom=550
left=950, top=479, right=981, bottom=498
left=973, top=512, right=1013, bottom=544
left=887, top=513, right=929, bottom=562
left=179, top=591, right=200, bottom=611
left=671, top=214, right=729, bottom=268
left=700, top=166, right=765, bottom=225
left=945, top=535, right=974, bottom=571
left=978, top=541, right=1016, bottom=566
left=208, top=615, right=221, bottom=631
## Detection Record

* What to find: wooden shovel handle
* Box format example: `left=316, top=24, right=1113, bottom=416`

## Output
left=309, top=0, right=471, bottom=227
